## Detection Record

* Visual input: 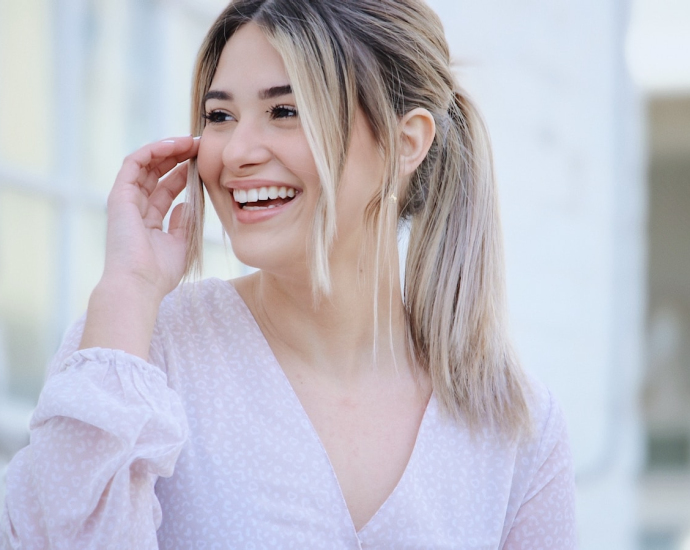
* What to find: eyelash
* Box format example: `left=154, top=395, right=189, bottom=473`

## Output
left=202, top=111, right=233, bottom=124
left=202, top=105, right=298, bottom=124
left=268, top=104, right=298, bottom=119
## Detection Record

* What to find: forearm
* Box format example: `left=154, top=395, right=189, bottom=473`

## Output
left=79, top=136, right=197, bottom=360
left=2, top=348, right=188, bottom=549
left=79, top=276, right=163, bottom=360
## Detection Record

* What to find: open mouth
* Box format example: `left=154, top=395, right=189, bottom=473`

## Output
left=232, top=185, right=299, bottom=211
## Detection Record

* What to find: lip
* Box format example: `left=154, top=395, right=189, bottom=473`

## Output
left=224, top=179, right=301, bottom=224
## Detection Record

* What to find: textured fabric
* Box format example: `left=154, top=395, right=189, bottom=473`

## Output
left=1, top=278, right=577, bottom=549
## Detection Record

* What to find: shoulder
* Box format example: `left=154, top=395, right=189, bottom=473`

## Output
left=420, top=375, right=568, bottom=468
left=159, top=277, right=243, bottom=317
left=512, top=374, right=574, bottom=501
left=148, top=278, right=256, bottom=372
left=154, top=277, right=248, bottom=334
left=498, top=377, right=577, bottom=546
left=521, top=375, right=569, bottom=461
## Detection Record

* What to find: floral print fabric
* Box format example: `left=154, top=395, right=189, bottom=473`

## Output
left=1, top=278, right=576, bottom=549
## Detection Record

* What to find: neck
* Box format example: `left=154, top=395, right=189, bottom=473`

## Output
left=234, top=247, right=416, bottom=385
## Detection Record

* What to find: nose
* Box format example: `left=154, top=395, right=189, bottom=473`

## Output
left=221, top=117, right=272, bottom=175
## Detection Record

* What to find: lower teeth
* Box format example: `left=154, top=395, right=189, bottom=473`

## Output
left=243, top=204, right=278, bottom=211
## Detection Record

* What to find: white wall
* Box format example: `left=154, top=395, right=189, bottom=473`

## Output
left=425, top=0, right=645, bottom=548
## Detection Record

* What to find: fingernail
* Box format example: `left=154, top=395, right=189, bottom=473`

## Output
left=193, top=136, right=201, bottom=141
left=162, top=139, right=175, bottom=143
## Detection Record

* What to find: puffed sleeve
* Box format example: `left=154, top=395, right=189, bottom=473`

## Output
left=502, top=392, right=578, bottom=550
left=0, top=316, right=189, bottom=550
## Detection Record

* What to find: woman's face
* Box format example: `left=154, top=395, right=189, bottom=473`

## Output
left=197, top=22, right=385, bottom=279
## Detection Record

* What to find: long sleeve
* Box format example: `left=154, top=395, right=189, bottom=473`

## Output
left=501, top=392, right=578, bottom=550
left=0, top=318, right=189, bottom=550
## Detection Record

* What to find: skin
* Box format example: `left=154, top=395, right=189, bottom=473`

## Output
left=82, top=22, right=437, bottom=532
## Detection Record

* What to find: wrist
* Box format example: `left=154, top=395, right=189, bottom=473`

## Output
left=96, top=270, right=168, bottom=304
left=79, top=276, right=165, bottom=360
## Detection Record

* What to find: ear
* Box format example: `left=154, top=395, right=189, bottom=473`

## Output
left=398, top=108, right=436, bottom=178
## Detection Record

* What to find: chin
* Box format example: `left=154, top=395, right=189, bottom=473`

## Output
left=229, top=235, right=307, bottom=277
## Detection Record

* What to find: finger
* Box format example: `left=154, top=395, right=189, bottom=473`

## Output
left=142, top=137, right=200, bottom=195
left=147, top=162, right=189, bottom=222
left=139, top=157, right=181, bottom=197
left=168, top=201, right=189, bottom=240
left=143, top=151, right=193, bottom=191
left=151, top=136, right=200, bottom=169
left=152, top=157, right=183, bottom=180
left=115, top=136, right=200, bottom=196
left=142, top=136, right=200, bottom=166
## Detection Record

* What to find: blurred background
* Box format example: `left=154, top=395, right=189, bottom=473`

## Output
left=0, top=0, right=688, bottom=547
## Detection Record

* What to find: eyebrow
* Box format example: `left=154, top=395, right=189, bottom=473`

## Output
left=259, top=85, right=293, bottom=100
left=203, top=85, right=293, bottom=104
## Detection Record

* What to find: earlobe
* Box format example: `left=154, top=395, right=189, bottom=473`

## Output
left=399, top=108, right=436, bottom=178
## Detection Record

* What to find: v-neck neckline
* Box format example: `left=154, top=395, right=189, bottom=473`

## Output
left=219, top=278, right=435, bottom=537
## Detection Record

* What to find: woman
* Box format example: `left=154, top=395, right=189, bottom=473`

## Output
left=1, top=0, right=576, bottom=548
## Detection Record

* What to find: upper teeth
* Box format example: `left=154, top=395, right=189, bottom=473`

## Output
left=233, top=186, right=296, bottom=203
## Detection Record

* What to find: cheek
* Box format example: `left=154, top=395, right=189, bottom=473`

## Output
left=196, top=133, right=223, bottom=185
left=274, top=133, right=318, bottom=182
left=337, top=148, right=385, bottom=220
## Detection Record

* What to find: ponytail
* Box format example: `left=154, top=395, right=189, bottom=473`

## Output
left=403, top=89, right=529, bottom=434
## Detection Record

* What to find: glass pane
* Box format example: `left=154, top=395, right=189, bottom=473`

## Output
left=81, top=1, right=214, bottom=191
left=0, top=0, right=54, bottom=174
left=646, top=433, right=690, bottom=471
left=82, top=0, right=132, bottom=194
left=69, top=207, right=107, bottom=320
left=160, top=4, right=215, bottom=136
left=638, top=530, right=678, bottom=550
left=0, top=189, right=58, bottom=401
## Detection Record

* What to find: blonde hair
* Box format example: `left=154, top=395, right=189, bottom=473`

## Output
left=185, top=0, right=530, bottom=435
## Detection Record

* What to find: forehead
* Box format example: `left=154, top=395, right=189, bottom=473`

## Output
left=210, top=22, right=290, bottom=93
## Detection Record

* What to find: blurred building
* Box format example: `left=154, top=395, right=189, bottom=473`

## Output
left=0, top=0, right=689, bottom=549
left=637, top=96, right=690, bottom=550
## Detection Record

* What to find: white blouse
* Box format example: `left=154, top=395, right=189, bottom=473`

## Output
left=1, top=278, right=576, bottom=549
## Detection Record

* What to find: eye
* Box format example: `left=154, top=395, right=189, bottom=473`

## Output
left=203, top=110, right=235, bottom=124
left=268, top=105, right=298, bottom=120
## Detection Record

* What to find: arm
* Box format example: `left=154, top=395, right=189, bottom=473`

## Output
left=80, top=136, right=199, bottom=359
left=502, top=394, right=578, bottom=550
left=1, top=136, right=197, bottom=549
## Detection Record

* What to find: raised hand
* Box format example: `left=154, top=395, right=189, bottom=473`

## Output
left=103, top=136, right=199, bottom=299
left=80, top=136, right=200, bottom=359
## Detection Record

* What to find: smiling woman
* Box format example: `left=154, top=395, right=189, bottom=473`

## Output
left=1, top=0, right=576, bottom=548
